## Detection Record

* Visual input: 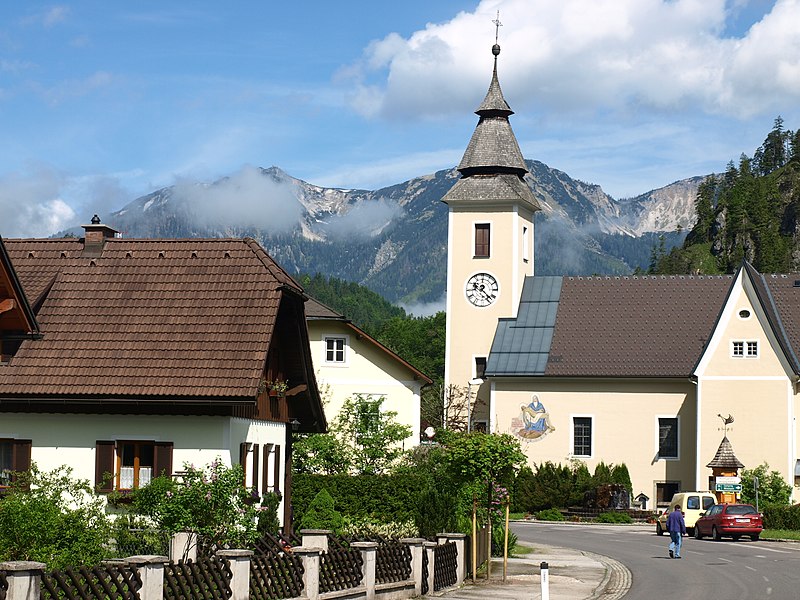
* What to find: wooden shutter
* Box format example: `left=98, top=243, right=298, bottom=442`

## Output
left=239, top=442, right=250, bottom=486
left=475, top=223, right=490, bottom=257
left=12, top=439, right=32, bottom=489
left=95, top=441, right=116, bottom=493
left=252, top=443, right=260, bottom=492
left=273, top=445, right=281, bottom=494
left=262, top=444, right=273, bottom=493
left=153, top=442, right=173, bottom=479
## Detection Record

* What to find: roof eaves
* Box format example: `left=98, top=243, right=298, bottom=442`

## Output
left=0, top=235, right=40, bottom=335
left=689, top=268, right=740, bottom=376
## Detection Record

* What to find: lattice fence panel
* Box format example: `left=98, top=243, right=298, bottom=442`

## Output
left=250, top=552, right=304, bottom=600
left=421, top=549, right=429, bottom=596
left=41, top=564, right=142, bottom=600
left=163, top=557, right=231, bottom=600
left=0, top=571, right=7, bottom=600
left=375, top=542, right=412, bottom=584
left=433, top=542, right=458, bottom=591
left=318, top=548, right=363, bottom=594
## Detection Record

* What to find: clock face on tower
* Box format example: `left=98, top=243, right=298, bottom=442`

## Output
left=465, top=272, right=499, bottom=307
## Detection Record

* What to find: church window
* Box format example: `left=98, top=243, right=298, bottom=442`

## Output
left=522, top=226, right=529, bottom=262
left=475, top=356, right=487, bottom=379
left=731, top=340, right=758, bottom=358
left=657, top=417, right=678, bottom=459
left=572, top=417, right=592, bottom=457
left=475, top=223, right=490, bottom=257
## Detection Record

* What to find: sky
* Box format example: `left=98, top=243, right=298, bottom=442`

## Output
left=1, top=0, right=800, bottom=238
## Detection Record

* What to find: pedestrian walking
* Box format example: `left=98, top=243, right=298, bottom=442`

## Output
left=666, top=504, right=686, bottom=558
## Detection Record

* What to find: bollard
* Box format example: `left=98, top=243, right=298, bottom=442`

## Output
left=540, top=561, right=549, bottom=600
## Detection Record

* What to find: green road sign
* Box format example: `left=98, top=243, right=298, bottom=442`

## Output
left=715, top=483, right=742, bottom=492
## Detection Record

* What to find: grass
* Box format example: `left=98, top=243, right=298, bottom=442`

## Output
left=762, top=529, right=800, bottom=541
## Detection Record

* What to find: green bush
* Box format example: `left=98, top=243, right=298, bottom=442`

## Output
left=536, top=508, right=565, bottom=521
left=595, top=511, right=633, bottom=524
left=763, top=504, right=800, bottom=530
left=111, top=514, right=169, bottom=557
left=341, top=516, right=417, bottom=539
left=0, top=465, right=111, bottom=569
left=299, top=489, right=344, bottom=533
left=740, top=463, right=792, bottom=507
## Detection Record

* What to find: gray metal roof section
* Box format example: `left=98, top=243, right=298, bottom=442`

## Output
left=486, top=276, right=562, bottom=376
left=442, top=173, right=540, bottom=211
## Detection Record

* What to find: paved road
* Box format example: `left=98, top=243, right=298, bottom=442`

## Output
left=513, top=521, right=800, bottom=599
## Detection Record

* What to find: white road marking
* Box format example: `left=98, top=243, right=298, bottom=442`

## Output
left=718, top=557, right=733, bottom=563
left=745, top=565, right=757, bottom=571
left=753, top=546, right=788, bottom=554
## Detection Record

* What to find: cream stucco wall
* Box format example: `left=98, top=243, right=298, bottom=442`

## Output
left=0, top=412, right=289, bottom=521
left=445, top=204, right=534, bottom=426
left=491, top=378, right=696, bottom=504
left=694, top=275, right=797, bottom=498
left=307, top=320, right=423, bottom=448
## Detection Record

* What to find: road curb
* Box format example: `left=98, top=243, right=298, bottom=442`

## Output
left=583, top=550, right=632, bottom=600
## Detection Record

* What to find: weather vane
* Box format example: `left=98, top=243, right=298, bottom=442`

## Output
left=717, top=413, right=734, bottom=436
left=493, top=10, right=503, bottom=44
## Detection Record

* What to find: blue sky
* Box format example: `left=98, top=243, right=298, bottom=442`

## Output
left=1, top=0, right=799, bottom=237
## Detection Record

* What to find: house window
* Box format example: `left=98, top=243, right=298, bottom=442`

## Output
left=658, top=417, right=678, bottom=459
left=655, top=481, right=680, bottom=508
left=357, top=397, right=382, bottom=439
left=95, top=440, right=172, bottom=493
left=731, top=340, right=758, bottom=358
left=572, top=417, right=592, bottom=457
left=522, top=226, right=529, bottom=262
left=475, top=356, right=487, bottom=380
left=0, top=439, right=32, bottom=488
left=475, top=223, right=490, bottom=257
left=325, top=337, right=346, bottom=363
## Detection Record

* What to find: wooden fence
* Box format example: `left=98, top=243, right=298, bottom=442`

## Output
left=0, top=530, right=465, bottom=600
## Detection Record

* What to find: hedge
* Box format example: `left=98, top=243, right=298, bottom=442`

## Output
left=762, top=504, right=800, bottom=530
left=292, top=474, right=430, bottom=525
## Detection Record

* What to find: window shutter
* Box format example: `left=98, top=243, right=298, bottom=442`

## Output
left=153, top=442, right=173, bottom=479
left=252, top=443, right=260, bottom=492
left=262, top=444, right=273, bottom=493
left=95, top=441, right=116, bottom=493
left=273, top=445, right=281, bottom=494
left=11, top=439, right=32, bottom=489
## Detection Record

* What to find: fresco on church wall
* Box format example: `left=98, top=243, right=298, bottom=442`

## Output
left=513, top=394, right=555, bottom=440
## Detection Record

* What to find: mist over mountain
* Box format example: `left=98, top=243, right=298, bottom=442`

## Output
left=88, top=161, right=700, bottom=307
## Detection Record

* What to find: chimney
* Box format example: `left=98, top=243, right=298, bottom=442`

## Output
left=81, top=215, right=119, bottom=257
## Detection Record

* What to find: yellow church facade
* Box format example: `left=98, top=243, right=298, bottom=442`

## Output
left=443, top=43, right=800, bottom=507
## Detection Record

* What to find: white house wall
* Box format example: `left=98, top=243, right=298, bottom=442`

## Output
left=0, top=412, right=288, bottom=521
left=308, top=321, right=422, bottom=448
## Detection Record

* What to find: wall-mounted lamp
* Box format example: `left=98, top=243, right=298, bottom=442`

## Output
left=290, top=419, right=301, bottom=432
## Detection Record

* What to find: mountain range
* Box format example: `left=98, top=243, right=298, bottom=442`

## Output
left=88, top=160, right=703, bottom=307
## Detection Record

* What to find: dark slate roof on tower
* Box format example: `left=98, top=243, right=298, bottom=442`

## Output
left=442, top=43, right=540, bottom=212
left=706, top=436, right=745, bottom=469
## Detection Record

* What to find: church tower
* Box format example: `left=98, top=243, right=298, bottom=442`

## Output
left=442, top=39, right=540, bottom=431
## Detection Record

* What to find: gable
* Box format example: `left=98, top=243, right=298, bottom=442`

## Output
left=0, top=236, right=39, bottom=337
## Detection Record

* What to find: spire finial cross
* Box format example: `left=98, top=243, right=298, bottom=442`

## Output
left=493, top=10, right=502, bottom=44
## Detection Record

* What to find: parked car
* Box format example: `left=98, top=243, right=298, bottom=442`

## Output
left=694, top=503, right=763, bottom=541
left=656, top=492, right=717, bottom=536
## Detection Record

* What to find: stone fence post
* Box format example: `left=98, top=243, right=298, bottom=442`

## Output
left=437, top=533, right=466, bottom=584
left=292, top=547, right=321, bottom=600
left=0, top=561, right=46, bottom=600
left=351, top=542, right=377, bottom=600
left=216, top=550, right=252, bottom=600
left=423, top=541, right=437, bottom=594
left=126, top=555, right=168, bottom=600
left=400, top=538, right=425, bottom=596
left=299, top=529, right=330, bottom=552
left=170, top=532, right=197, bottom=562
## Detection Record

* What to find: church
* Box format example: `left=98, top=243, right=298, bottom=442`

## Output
left=442, top=42, right=800, bottom=508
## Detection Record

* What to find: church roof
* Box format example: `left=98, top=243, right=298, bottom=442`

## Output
left=706, top=436, right=745, bottom=469
left=442, top=44, right=540, bottom=213
left=487, top=264, right=800, bottom=378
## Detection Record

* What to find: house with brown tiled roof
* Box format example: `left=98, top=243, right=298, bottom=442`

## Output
left=443, top=42, right=800, bottom=508
left=0, top=219, right=325, bottom=527
left=305, top=297, right=432, bottom=448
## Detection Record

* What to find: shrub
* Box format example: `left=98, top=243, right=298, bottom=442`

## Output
left=763, top=504, right=800, bottom=530
left=257, top=492, right=282, bottom=535
left=341, top=516, right=418, bottom=539
left=299, top=489, right=344, bottom=533
left=111, top=514, right=169, bottom=557
left=536, top=508, right=565, bottom=521
left=595, top=511, right=633, bottom=524
left=0, top=464, right=111, bottom=569
left=740, top=463, right=792, bottom=507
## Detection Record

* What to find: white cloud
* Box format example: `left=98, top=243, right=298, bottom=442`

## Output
left=343, top=0, right=800, bottom=121
left=320, top=198, right=404, bottom=241
left=0, top=167, right=76, bottom=237
left=172, top=165, right=304, bottom=234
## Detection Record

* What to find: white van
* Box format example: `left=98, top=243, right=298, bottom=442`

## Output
left=656, top=492, right=717, bottom=535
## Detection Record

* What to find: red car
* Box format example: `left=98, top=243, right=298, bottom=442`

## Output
left=694, top=503, right=763, bottom=541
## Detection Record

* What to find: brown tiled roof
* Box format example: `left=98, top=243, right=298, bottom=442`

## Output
left=751, top=270, right=800, bottom=373
left=304, top=297, right=344, bottom=320
left=0, top=237, right=302, bottom=399
left=706, top=436, right=745, bottom=469
left=544, top=275, right=733, bottom=377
